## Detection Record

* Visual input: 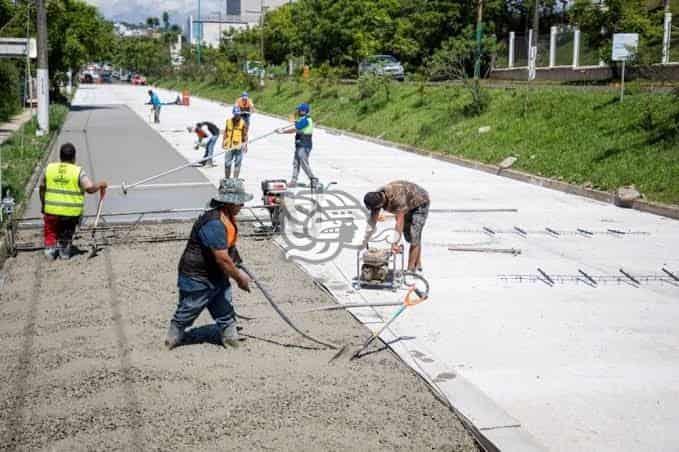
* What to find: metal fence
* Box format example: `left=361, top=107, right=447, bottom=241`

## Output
left=554, top=28, right=575, bottom=66
left=671, top=24, right=679, bottom=63
left=514, top=34, right=529, bottom=67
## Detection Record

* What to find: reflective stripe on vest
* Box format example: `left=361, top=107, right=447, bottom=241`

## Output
left=223, top=119, right=246, bottom=149
left=300, top=116, right=313, bottom=135
left=44, top=162, right=84, bottom=217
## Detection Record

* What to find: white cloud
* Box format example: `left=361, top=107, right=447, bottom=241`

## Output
left=83, top=0, right=227, bottom=25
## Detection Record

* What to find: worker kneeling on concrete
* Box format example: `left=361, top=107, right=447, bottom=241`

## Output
left=165, top=178, right=252, bottom=350
left=39, top=143, right=107, bottom=260
left=223, top=106, right=249, bottom=179
left=363, top=181, right=430, bottom=272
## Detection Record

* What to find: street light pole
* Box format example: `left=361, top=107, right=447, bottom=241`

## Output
left=36, top=0, right=49, bottom=134
left=197, top=0, right=201, bottom=65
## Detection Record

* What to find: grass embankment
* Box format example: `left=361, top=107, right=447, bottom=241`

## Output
left=0, top=104, right=69, bottom=206
left=156, top=78, right=679, bottom=205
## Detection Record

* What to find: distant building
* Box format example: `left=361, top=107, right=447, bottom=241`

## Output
left=184, top=0, right=292, bottom=48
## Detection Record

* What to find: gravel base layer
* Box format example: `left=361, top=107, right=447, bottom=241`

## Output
left=0, top=223, right=478, bottom=451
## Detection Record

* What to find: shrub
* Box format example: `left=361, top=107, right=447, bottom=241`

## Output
left=0, top=61, right=21, bottom=122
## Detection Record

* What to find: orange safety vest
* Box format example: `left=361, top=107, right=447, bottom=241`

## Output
left=220, top=211, right=238, bottom=248
left=236, top=98, right=252, bottom=111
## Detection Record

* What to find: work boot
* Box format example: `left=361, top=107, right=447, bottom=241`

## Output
left=58, top=245, right=72, bottom=260
left=288, top=180, right=297, bottom=188
left=44, top=247, right=58, bottom=261
left=165, top=321, right=184, bottom=350
left=221, top=323, right=240, bottom=348
left=310, top=178, right=321, bottom=191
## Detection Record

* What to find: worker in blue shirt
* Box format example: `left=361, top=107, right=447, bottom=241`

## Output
left=277, top=103, right=317, bottom=189
left=146, top=90, right=162, bottom=123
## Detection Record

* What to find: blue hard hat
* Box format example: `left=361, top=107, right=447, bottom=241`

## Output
left=242, top=91, right=249, bottom=98
left=297, top=103, right=310, bottom=114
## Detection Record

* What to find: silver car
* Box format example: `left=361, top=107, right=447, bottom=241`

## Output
left=358, top=55, right=405, bottom=80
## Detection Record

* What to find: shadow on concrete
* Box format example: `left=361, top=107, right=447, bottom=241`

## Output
left=69, top=105, right=115, bottom=112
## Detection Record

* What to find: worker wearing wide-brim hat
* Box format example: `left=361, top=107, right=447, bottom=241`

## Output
left=165, top=178, right=253, bottom=350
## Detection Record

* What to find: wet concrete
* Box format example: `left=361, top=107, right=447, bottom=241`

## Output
left=0, top=225, right=478, bottom=451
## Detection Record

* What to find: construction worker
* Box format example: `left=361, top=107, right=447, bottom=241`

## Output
left=276, top=103, right=317, bottom=189
left=165, top=178, right=252, bottom=350
left=188, top=121, right=220, bottom=167
left=363, top=181, right=430, bottom=272
left=146, top=89, right=161, bottom=123
left=234, top=91, right=255, bottom=127
left=222, top=106, right=248, bottom=179
left=39, top=143, right=107, bottom=260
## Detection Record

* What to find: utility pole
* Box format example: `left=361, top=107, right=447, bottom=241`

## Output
left=197, top=0, right=202, bottom=65
left=36, top=0, right=49, bottom=134
left=474, top=0, right=483, bottom=80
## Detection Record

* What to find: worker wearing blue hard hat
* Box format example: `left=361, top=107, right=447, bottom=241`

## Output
left=276, top=103, right=317, bottom=188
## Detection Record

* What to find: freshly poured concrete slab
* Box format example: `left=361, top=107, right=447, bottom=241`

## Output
left=73, top=84, right=679, bottom=451
left=23, top=99, right=215, bottom=222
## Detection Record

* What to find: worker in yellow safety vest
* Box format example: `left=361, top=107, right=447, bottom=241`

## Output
left=39, top=143, right=108, bottom=260
left=222, top=106, right=249, bottom=179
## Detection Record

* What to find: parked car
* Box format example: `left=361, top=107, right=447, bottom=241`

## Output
left=120, top=71, right=131, bottom=82
left=244, top=60, right=265, bottom=78
left=100, top=71, right=113, bottom=83
left=358, top=55, right=405, bottom=80
left=79, top=71, right=100, bottom=84
left=131, top=74, right=147, bottom=85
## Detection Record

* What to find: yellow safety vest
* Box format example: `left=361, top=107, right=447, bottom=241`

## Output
left=44, top=162, right=84, bottom=217
left=223, top=118, right=246, bottom=149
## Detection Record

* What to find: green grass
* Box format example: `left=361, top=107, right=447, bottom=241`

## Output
left=156, top=77, right=679, bottom=205
left=0, top=104, right=69, bottom=206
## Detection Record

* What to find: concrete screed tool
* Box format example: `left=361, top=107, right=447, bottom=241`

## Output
left=120, top=127, right=288, bottom=194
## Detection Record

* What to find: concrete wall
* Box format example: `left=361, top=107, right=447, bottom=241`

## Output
left=491, top=63, right=679, bottom=82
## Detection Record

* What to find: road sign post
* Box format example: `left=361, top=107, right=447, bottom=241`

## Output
left=611, top=33, right=639, bottom=103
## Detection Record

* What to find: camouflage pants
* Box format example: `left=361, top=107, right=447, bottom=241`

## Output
left=404, top=203, right=429, bottom=246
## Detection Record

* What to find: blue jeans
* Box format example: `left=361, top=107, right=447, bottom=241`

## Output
left=224, top=149, right=244, bottom=177
left=202, top=136, right=218, bottom=164
left=172, top=276, right=235, bottom=331
left=291, top=145, right=315, bottom=182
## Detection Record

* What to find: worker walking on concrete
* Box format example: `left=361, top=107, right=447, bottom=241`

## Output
left=223, top=106, right=249, bottom=179
left=165, top=178, right=252, bottom=350
left=363, top=181, right=430, bottom=272
left=276, top=103, right=317, bottom=189
left=39, top=143, right=108, bottom=260
left=189, top=121, right=220, bottom=167
left=146, top=89, right=161, bottom=123
left=234, top=91, right=255, bottom=128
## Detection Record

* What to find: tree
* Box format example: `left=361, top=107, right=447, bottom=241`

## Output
left=162, top=11, right=170, bottom=30
left=46, top=0, right=115, bottom=87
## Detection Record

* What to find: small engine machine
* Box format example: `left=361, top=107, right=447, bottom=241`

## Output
left=355, top=246, right=404, bottom=291
left=261, top=179, right=288, bottom=232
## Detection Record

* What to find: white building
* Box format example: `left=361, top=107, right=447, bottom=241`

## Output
left=184, top=0, right=292, bottom=48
